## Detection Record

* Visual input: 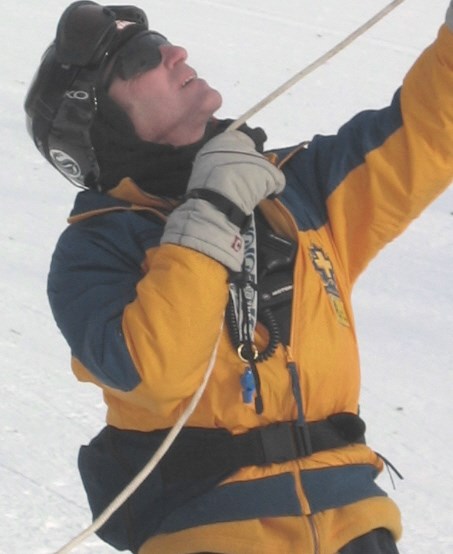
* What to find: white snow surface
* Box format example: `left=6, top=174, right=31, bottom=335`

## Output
left=1, top=0, right=452, bottom=552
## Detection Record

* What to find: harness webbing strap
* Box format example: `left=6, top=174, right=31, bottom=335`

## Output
left=159, top=413, right=366, bottom=485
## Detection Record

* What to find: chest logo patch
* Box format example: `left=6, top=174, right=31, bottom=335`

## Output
left=309, top=245, right=350, bottom=327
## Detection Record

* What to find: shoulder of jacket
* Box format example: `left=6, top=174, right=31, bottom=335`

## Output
left=67, top=178, right=179, bottom=225
left=265, top=141, right=310, bottom=169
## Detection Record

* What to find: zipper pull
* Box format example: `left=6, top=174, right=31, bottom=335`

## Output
left=286, top=356, right=312, bottom=456
left=285, top=347, right=305, bottom=426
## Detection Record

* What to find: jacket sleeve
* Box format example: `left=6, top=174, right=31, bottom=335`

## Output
left=294, top=24, right=453, bottom=284
left=48, top=210, right=229, bottom=415
left=121, top=242, right=229, bottom=412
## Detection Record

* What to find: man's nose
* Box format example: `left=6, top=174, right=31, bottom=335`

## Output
left=160, top=44, right=188, bottom=67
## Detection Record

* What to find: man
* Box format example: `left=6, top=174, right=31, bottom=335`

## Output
left=25, top=1, right=453, bottom=553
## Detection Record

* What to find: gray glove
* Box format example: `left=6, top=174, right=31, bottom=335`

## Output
left=447, top=0, right=453, bottom=30
left=161, top=130, right=286, bottom=271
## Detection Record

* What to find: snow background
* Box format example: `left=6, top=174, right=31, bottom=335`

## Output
left=1, top=0, right=452, bottom=552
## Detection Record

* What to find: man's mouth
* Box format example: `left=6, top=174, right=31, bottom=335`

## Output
left=181, top=73, right=197, bottom=87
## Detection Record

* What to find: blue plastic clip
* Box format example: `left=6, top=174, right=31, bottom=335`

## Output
left=240, top=367, right=256, bottom=404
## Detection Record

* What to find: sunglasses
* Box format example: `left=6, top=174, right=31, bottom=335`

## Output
left=103, top=30, right=170, bottom=87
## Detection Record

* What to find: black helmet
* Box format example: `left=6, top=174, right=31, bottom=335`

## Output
left=24, top=1, right=156, bottom=189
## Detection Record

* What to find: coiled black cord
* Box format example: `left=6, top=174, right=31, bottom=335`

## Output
left=226, top=298, right=281, bottom=362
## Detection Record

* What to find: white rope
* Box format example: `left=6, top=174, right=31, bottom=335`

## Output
left=53, top=322, right=223, bottom=554
left=228, top=0, right=407, bottom=131
left=51, top=1, right=407, bottom=551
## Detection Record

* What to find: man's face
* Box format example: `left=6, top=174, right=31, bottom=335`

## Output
left=108, top=43, right=223, bottom=146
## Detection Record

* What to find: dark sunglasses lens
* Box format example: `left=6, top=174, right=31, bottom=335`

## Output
left=115, top=32, right=169, bottom=80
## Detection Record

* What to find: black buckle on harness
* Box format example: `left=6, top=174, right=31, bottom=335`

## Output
left=258, top=422, right=312, bottom=463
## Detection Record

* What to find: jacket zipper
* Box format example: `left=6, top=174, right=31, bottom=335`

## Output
left=285, top=348, right=320, bottom=554
left=269, top=198, right=321, bottom=553
left=308, top=514, right=321, bottom=554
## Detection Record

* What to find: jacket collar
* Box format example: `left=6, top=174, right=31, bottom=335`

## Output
left=68, top=177, right=180, bottom=224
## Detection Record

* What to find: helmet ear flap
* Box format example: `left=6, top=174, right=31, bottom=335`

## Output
left=24, top=41, right=99, bottom=189
left=48, top=72, right=100, bottom=189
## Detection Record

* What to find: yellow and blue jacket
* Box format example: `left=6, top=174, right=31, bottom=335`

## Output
left=47, top=25, right=453, bottom=554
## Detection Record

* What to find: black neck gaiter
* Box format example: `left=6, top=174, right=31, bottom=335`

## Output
left=90, top=90, right=265, bottom=198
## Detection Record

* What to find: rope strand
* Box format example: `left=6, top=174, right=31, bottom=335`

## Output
left=228, top=0, right=407, bottom=131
